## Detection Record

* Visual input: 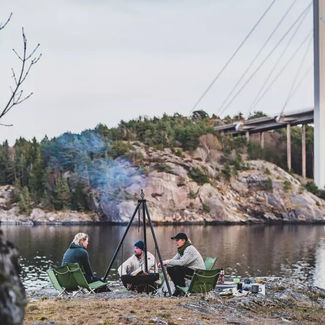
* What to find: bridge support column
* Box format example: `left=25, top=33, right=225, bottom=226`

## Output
left=287, top=124, right=291, bottom=171
left=245, top=131, right=250, bottom=143
left=260, top=132, right=265, bottom=149
left=302, top=124, right=306, bottom=179
left=314, top=0, right=325, bottom=188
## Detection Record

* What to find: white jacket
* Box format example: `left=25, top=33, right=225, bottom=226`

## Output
left=118, top=251, right=157, bottom=276
left=166, top=245, right=205, bottom=270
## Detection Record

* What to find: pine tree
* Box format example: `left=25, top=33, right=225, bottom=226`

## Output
left=54, top=175, right=71, bottom=210
left=18, top=186, right=32, bottom=215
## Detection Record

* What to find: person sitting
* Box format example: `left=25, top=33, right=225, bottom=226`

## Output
left=118, top=240, right=159, bottom=292
left=160, top=232, right=205, bottom=296
left=62, top=232, right=100, bottom=283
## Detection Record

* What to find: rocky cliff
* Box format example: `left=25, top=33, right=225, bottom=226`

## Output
left=1, top=134, right=324, bottom=224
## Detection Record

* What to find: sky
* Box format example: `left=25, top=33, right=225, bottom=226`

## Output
left=0, top=0, right=314, bottom=144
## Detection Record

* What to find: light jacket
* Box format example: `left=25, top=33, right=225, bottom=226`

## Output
left=166, top=245, right=205, bottom=270
left=118, top=251, right=157, bottom=276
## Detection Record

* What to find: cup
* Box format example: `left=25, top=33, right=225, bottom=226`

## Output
left=251, top=284, right=259, bottom=294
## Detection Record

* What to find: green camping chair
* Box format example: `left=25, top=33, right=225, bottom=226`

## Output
left=47, top=264, right=81, bottom=296
left=204, top=256, right=218, bottom=270
left=177, top=268, right=221, bottom=296
left=68, top=263, right=109, bottom=294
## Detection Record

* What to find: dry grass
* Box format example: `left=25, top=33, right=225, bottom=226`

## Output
left=24, top=297, right=228, bottom=325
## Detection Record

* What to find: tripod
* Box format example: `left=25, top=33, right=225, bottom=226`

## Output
left=103, top=190, right=172, bottom=296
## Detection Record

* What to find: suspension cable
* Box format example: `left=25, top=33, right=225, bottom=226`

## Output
left=218, top=0, right=298, bottom=114
left=248, top=5, right=311, bottom=114
left=281, top=36, right=313, bottom=114
left=250, top=30, right=312, bottom=112
left=189, top=0, right=277, bottom=113
left=218, top=2, right=312, bottom=117
left=287, top=63, right=313, bottom=103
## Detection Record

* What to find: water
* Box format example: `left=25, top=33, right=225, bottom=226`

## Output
left=1, top=224, right=325, bottom=290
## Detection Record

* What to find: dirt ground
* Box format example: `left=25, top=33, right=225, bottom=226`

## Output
left=24, top=297, right=229, bottom=325
left=24, top=295, right=325, bottom=325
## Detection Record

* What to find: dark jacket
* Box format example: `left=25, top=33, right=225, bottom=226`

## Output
left=61, top=242, right=93, bottom=282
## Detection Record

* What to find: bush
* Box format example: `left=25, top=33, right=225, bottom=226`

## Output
left=260, top=178, right=273, bottom=191
left=188, top=190, right=197, bottom=199
left=188, top=167, right=209, bottom=185
left=202, top=202, right=210, bottom=212
left=110, top=141, right=134, bottom=158
left=221, top=162, right=231, bottom=180
left=248, top=142, right=263, bottom=160
left=283, top=180, right=292, bottom=191
left=153, top=163, right=173, bottom=173
left=305, top=181, right=325, bottom=199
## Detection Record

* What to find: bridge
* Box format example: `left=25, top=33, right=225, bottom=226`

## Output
left=215, top=108, right=313, bottom=178
left=191, top=0, right=325, bottom=189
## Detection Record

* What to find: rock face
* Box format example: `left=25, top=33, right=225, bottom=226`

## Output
left=0, top=230, right=26, bottom=325
left=1, top=135, right=325, bottom=224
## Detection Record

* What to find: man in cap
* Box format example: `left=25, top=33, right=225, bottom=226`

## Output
left=160, top=232, right=205, bottom=296
left=118, top=240, right=158, bottom=292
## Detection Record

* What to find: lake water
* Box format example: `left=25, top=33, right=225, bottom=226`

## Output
left=1, top=224, right=325, bottom=290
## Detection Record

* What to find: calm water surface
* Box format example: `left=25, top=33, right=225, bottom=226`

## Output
left=1, top=224, right=325, bottom=290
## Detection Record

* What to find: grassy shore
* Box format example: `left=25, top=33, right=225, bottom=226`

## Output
left=24, top=293, right=325, bottom=325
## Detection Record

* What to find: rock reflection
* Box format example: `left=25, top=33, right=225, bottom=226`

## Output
left=1, top=224, right=325, bottom=289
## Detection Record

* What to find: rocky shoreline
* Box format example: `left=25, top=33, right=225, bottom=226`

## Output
left=25, top=274, right=325, bottom=325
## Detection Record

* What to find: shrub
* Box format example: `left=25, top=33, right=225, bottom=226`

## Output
left=202, top=202, right=210, bottom=212
left=153, top=163, right=173, bottom=173
left=188, top=190, right=197, bottom=199
left=110, top=141, right=134, bottom=158
left=221, top=162, right=231, bottom=180
left=305, top=181, right=325, bottom=199
left=283, top=180, right=292, bottom=191
left=247, top=142, right=263, bottom=160
left=188, top=167, right=209, bottom=185
left=260, top=178, right=273, bottom=191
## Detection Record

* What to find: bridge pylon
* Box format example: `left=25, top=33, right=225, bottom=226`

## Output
left=314, top=0, right=325, bottom=189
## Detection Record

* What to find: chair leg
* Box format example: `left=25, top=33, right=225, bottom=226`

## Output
left=58, top=289, right=67, bottom=297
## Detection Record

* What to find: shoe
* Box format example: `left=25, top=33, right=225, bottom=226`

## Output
left=172, top=289, right=184, bottom=297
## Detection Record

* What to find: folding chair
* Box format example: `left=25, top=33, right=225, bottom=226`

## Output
left=47, top=264, right=81, bottom=296
left=177, top=268, right=221, bottom=296
left=68, top=263, right=109, bottom=294
left=204, top=256, right=218, bottom=270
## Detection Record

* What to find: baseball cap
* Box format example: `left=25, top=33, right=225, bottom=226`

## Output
left=171, top=232, right=188, bottom=241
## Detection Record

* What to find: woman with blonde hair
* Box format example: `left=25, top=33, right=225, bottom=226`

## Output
left=62, top=232, right=96, bottom=283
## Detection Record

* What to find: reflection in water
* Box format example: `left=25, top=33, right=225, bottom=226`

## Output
left=1, top=224, right=325, bottom=290
left=314, top=234, right=325, bottom=289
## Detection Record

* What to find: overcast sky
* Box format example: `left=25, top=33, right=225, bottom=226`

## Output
left=0, top=0, right=313, bottom=144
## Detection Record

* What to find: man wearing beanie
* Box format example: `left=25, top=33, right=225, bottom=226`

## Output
left=118, top=240, right=158, bottom=292
left=160, top=232, right=205, bottom=296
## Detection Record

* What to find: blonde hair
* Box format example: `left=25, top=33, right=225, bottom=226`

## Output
left=73, top=233, right=88, bottom=245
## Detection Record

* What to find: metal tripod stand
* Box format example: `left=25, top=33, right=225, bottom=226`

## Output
left=103, top=190, right=172, bottom=296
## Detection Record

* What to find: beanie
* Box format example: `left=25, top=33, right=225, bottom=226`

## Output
left=134, top=240, right=144, bottom=251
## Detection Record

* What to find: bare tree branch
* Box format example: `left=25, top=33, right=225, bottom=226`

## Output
left=0, top=26, right=42, bottom=123
left=0, top=13, right=12, bottom=30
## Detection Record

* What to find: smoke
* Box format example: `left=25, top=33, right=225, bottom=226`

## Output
left=42, top=130, right=146, bottom=219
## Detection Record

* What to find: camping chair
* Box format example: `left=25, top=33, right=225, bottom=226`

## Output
left=47, top=264, right=81, bottom=297
left=204, top=256, right=218, bottom=270
left=68, top=263, right=109, bottom=294
left=177, top=268, right=221, bottom=297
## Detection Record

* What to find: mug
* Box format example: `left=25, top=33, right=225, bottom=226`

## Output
left=251, top=284, right=259, bottom=294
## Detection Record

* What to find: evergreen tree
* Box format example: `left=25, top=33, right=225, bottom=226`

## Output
left=54, top=176, right=71, bottom=210
left=18, top=186, right=32, bottom=215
